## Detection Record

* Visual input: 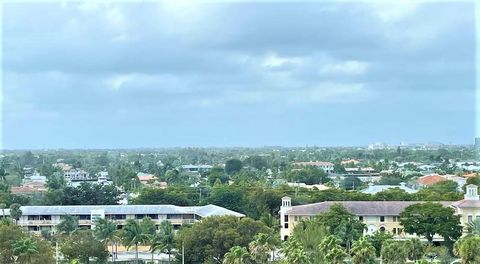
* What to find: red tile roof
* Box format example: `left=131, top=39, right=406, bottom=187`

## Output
left=417, top=175, right=446, bottom=185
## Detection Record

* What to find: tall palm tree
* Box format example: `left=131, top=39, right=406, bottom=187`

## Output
left=13, top=237, right=38, bottom=264
left=467, top=218, right=480, bottom=236
left=149, top=221, right=175, bottom=262
left=0, top=168, right=9, bottom=183
left=9, top=203, right=22, bottom=225
left=94, top=218, right=118, bottom=263
left=280, top=238, right=309, bottom=264
left=324, top=246, right=347, bottom=264
left=149, top=234, right=166, bottom=264
left=249, top=232, right=279, bottom=263
left=223, top=246, right=250, bottom=264
left=351, top=237, right=376, bottom=264
left=120, top=219, right=149, bottom=264
left=0, top=203, right=6, bottom=219
left=56, top=214, right=79, bottom=236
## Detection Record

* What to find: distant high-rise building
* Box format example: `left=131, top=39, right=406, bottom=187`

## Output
left=475, top=137, right=480, bottom=150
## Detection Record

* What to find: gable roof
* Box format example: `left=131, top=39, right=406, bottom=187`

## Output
left=285, top=201, right=452, bottom=216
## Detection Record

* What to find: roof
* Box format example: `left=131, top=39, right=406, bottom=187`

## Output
left=417, top=175, right=446, bottom=185
left=451, top=200, right=480, bottom=208
left=181, top=165, right=213, bottom=169
left=361, top=185, right=417, bottom=194
left=463, top=173, right=478, bottom=178
left=3, top=204, right=245, bottom=218
left=138, top=174, right=156, bottom=181
left=293, top=161, right=334, bottom=167
left=285, top=201, right=452, bottom=216
left=11, top=186, right=47, bottom=194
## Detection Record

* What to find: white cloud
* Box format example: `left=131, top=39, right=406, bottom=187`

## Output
left=319, top=60, right=369, bottom=76
left=371, top=1, right=421, bottom=23
left=106, top=74, right=135, bottom=91
left=261, top=53, right=305, bottom=68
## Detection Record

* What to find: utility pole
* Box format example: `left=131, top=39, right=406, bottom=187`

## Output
left=182, top=241, right=185, bottom=264
left=55, top=241, right=59, bottom=264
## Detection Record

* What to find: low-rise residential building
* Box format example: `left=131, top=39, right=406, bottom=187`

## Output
left=22, top=172, right=47, bottom=185
left=137, top=173, right=157, bottom=185
left=4, top=204, right=244, bottom=233
left=11, top=181, right=47, bottom=194
left=416, top=174, right=446, bottom=187
left=181, top=165, right=213, bottom=173
left=341, top=159, right=360, bottom=166
left=64, top=168, right=92, bottom=181
left=292, top=161, right=334, bottom=173
left=280, top=185, right=480, bottom=241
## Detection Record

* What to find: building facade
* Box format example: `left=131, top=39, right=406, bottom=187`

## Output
left=280, top=184, right=480, bottom=241
left=64, top=168, right=92, bottom=181
left=5, top=204, right=244, bottom=233
left=292, top=161, right=334, bottom=173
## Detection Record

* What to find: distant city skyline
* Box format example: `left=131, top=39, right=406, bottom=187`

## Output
left=2, top=1, right=476, bottom=149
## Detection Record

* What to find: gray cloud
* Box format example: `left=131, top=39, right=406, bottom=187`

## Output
left=2, top=1, right=475, bottom=148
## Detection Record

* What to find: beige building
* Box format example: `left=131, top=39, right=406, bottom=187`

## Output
left=280, top=184, right=480, bottom=241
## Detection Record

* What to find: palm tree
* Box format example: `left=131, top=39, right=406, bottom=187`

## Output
left=351, top=237, right=376, bottom=264
left=324, top=246, right=347, bottom=264
left=149, top=234, right=166, bottom=264
left=94, top=218, right=118, bottom=263
left=9, top=203, right=22, bottom=225
left=56, top=214, right=79, bottom=236
left=467, top=218, right=480, bottom=236
left=13, top=237, right=38, bottom=264
left=0, top=203, right=6, bottom=219
left=0, top=167, right=9, bottom=183
left=120, top=219, right=149, bottom=264
left=404, top=238, right=424, bottom=262
left=280, top=238, right=309, bottom=264
left=249, top=232, right=279, bottom=263
left=223, top=246, right=250, bottom=264
left=149, top=221, right=175, bottom=262
left=454, top=236, right=480, bottom=264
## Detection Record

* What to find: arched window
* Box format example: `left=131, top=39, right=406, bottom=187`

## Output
left=379, top=226, right=386, bottom=232
left=283, top=235, right=289, bottom=241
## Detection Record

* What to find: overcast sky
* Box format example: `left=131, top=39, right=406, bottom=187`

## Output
left=2, top=1, right=476, bottom=149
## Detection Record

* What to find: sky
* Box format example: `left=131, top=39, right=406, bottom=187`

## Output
left=1, top=1, right=477, bottom=149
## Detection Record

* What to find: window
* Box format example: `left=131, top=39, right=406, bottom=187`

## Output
left=182, top=214, right=194, bottom=220
left=284, top=215, right=288, bottom=222
left=392, top=216, right=399, bottom=222
left=393, top=228, right=397, bottom=234
left=173, top=224, right=181, bottom=230
left=78, top=215, right=91, bottom=220
left=28, top=226, right=39, bottom=231
left=359, top=216, right=364, bottom=221
left=468, top=215, right=473, bottom=223
left=167, top=214, right=183, bottom=219
left=284, top=223, right=289, bottom=228
left=380, top=216, right=385, bottom=222
left=135, top=214, right=145, bottom=219
left=379, top=226, right=386, bottom=232
left=112, top=214, right=126, bottom=220
left=41, top=215, right=52, bottom=220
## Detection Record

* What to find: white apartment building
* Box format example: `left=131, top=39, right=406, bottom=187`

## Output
left=292, top=161, right=334, bottom=173
left=4, top=204, right=244, bottom=233
left=64, top=168, right=92, bottom=181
